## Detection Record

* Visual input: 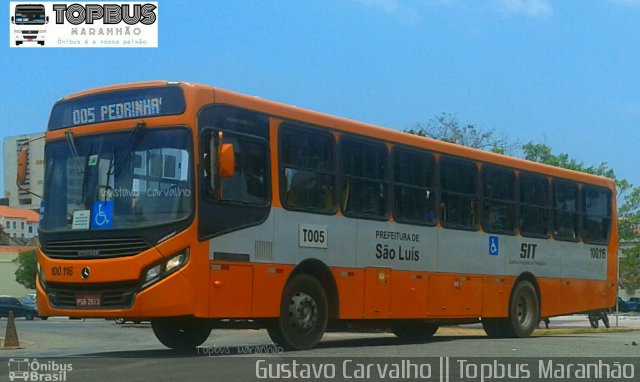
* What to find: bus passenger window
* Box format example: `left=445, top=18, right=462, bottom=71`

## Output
left=553, top=180, right=579, bottom=241
left=582, top=186, right=611, bottom=244
left=519, top=174, right=550, bottom=237
left=340, top=138, right=388, bottom=219
left=393, top=148, right=436, bottom=225
left=440, top=158, right=478, bottom=229
left=279, top=124, right=336, bottom=213
left=221, top=136, right=268, bottom=204
left=482, top=166, right=516, bottom=234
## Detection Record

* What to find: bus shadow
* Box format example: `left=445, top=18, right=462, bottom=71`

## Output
left=73, top=334, right=492, bottom=358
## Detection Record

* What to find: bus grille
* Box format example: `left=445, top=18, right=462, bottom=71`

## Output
left=42, top=237, right=151, bottom=259
left=46, top=281, right=139, bottom=309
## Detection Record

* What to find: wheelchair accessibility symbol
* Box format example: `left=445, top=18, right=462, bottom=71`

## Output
left=91, top=201, right=113, bottom=229
left=489, top=236, right=499, bottom=256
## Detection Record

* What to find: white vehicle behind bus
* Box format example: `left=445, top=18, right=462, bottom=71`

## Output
left=11, top=4, right=48, bottom=46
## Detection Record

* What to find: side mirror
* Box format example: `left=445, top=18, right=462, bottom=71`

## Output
left=17, top=147, right=28, bottom=185
left=11, top=16, right=14, bottom=24
left=208, top=132, right=235, bottom=197
left=46, top=16, right=49, bottom=24
left=219, top=143, right=235, bottom=177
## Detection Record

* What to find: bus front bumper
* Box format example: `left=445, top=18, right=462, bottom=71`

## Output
left=36, top=255, right=197, bottom=319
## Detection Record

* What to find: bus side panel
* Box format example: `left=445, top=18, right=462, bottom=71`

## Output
left=390, top=270, right=429, bottom=318
left=481, top=276, right=514, bottom=318
left=427, top=275, right=482, bottom=317
left=209, top=263, right=253, bottom=318
left=363, top=268, right=391, bottom=318
left=332, top=268, right=365, bottom=319
left=562, top=279, right=610, bottom=314
left=538, top=278, right=565, bottom=317
left=252, top=264, right=292, bottom=317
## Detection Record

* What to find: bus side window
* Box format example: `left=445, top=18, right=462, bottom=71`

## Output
left=582, top=186, right=612, bottom=245
left=279, top=124, right=336, bottom=213
left=340, top=138, right=388, bottom=219
left=440, top=158, right=478, bottom=230
left=519, top=174, right=550, bottom=237
left=552, top=180, right=580, bottom=241
left=393, top=148, right=436, bottom=225
left=222, top=136, right=268, bottom=204
left=481, top=166, right=516, bottom=234
left=201, top=130, right=268, bottom=205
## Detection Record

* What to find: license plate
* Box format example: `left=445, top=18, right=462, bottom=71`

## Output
left=75, top=294, right=101, bottom=307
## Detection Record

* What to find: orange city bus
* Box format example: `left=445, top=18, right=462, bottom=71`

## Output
left=30, top=81, right=617, bottom=350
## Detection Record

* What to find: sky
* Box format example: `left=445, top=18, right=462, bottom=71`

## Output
left=1, top=0, right=639, bottom=195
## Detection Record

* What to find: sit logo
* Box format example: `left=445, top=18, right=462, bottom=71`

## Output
left=8, top=358, right=73, bottom=381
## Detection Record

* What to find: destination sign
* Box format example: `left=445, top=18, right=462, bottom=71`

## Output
left=48, top=86, right=186, bottom=130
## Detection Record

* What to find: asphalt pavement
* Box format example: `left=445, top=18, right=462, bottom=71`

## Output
left=1, top=315, right=639, bottom=381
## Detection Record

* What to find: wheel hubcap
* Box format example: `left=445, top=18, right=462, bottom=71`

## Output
left=288, top=291, right=318, bottom=333
left=516, top=293, right=534, bottom=327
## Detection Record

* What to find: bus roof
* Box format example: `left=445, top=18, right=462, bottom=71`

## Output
left=60, top=81, right=616, bottom=190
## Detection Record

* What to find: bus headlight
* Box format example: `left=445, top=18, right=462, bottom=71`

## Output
left=142, top=248, right=189, bottom=288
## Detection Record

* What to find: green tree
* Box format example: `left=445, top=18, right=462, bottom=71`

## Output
left=620, top=245, right=640, bottom=294
left=0, top=224, right=9, bottom=245
left=13, top=249, right=37, bottom=290
left=405, top=113, right=517, bottom=154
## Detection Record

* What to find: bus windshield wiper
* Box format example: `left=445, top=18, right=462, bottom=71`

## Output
left=64, top=130, right=84, bottom=174
left=108, top=122, right=147, bottom=177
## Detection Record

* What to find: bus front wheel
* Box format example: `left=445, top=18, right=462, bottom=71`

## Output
left=482, top=280, right=539, bottom=338
left=151, top=317, right=211, bottom=351
left=267, top=274, right=328, bottom=350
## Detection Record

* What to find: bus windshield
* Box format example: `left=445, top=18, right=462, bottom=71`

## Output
left=41, top=127, right=193, bottom=232
left=15, top=6, right=46, bottom=25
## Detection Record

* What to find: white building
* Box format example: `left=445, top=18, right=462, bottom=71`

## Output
left=0, top=205, right=39, bottom=240
left=3, top=133, right=45, bottom=210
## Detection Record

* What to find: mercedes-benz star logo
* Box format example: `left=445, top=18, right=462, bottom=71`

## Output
left=81, top=267, right=90, bottom=279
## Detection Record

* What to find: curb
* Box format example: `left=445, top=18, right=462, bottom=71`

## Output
left=533, top=327, right=637, bottom=336
left=435, top=327, right=637, bottom=337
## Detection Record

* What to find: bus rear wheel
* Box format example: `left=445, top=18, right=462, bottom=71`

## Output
left=393, top=320, right=439, bottom=342
left=482, top=280, right=539, bottom=338
left=267, top=274, right=328, bottom=350
left=151, top=317, right=211, bottom=351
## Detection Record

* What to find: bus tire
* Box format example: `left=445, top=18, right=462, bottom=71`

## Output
left=151, top=317, right=211, bottom=351
left=483, top=280, right=539, bottom=338
left=392, top=320, right=439, bottom=342
left=268, top=274, right=328, bottom=350
left=508, top=280, right=539, bottom=337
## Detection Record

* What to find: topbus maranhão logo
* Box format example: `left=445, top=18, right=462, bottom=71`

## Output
left=9, top=2, right=158, bottom=48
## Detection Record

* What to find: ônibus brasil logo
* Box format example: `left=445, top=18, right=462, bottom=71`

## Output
left=7, top=358, right=73, bottom=381
left=9, top=2, right=158, bottom=48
